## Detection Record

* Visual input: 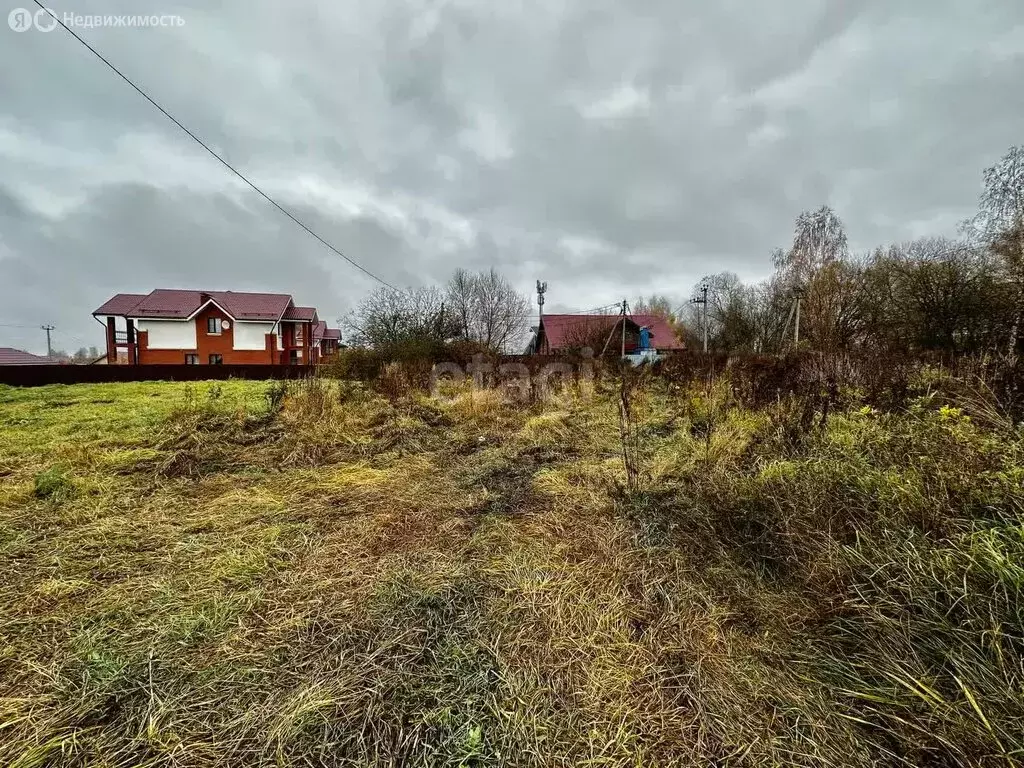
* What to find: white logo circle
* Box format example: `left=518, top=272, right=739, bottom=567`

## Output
left=8, top=8, right=32, bottom=31
left=34, top=7, right=58, bottom=31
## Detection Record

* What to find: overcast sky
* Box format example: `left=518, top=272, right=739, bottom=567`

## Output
left=1, top=0, right=1022, bottom=354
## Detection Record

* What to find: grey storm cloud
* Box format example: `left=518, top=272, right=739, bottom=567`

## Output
left=1, top=0, right=1022, bottom=353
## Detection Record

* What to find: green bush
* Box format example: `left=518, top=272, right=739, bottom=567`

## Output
left=327, top=347, right=386, bottom=380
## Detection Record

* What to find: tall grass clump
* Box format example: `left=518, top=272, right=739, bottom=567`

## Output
left=640, top=364, right=1024, bottom=766
left=32, top=465, right=77, bottom=501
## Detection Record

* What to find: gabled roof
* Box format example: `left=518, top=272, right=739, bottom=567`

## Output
left=94, top=293, right=148, bottom=316
left=0, top=347, right=61, bottom=365
left=539, top=313, right=685, bottom=351
left=282, top=305, right=317, bottom=322
left=212, top=292, right=294, bottom=321
left=93, top=290, right=295, bottom=322
left=313, top=321, right=343, bottom=344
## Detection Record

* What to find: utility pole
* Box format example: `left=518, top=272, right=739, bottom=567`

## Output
left=535, top=280, right=547, bottom=353
left=620, top=299, right=628, bottom=357
left=702, top=283, right=709, bottom=354
left=41, top=324, right=54, bottom=358
left=690, top=282, right=709, bottom=353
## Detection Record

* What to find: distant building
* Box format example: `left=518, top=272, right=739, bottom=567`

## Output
left=93, top=289, right=339, bottom=365
left=530, top=313, right=685, bottom=355
left=312, top=321, right=342, bottom=359
left=0, top=347, right=61, bottom=365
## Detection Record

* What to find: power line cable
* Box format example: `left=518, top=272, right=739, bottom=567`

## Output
left=30, top=0, right=400, bottom=292
left=53, top=330, right=97, bottom=348
left=580, top=303, right=622, bottom=314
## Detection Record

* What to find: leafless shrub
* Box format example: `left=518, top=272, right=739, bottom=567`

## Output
left=616, top=366, right=650, bottom=493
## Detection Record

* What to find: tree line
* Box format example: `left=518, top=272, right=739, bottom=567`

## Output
left=674, top=146, right=1024, bottom=356
left=346, top=267, right=531, bottom=356
left=344, top=145, right=1023, bottom=358
left=44, top=346, right=101, bottom=363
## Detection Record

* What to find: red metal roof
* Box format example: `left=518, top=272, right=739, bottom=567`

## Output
left=130, top=290, right=206, bottom=318
left=282, top=305, right=317, bottom=322
left=210, top=291, right=294, bottom=321
left=312, top=321, right=342, bottom=344
left=93, top=290, right=295, bottom=322
left=539, top=313, right=685, bottom=352
left=0, top=347, right=61, bottom=365
left=94, top=293, right=148, bottom=316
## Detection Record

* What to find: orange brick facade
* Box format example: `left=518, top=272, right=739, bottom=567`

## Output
left=136, top=305, right=282, bottom=365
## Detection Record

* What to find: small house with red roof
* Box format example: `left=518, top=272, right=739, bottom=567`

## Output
left=532, top=313, right=685, bottom=355
left=93, top=289, right=339, bottom=365
left=0, top=348, right=61, bottom=366
left=312, top=320, right=343, bottom=361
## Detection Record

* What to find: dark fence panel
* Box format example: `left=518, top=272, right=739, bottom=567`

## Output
left=5, top=355, right=606, bottom=388
left=0, top=364, right=314, bottom=388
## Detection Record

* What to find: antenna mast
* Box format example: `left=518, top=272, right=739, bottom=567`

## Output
left=535, top=280, right=548, bottom=354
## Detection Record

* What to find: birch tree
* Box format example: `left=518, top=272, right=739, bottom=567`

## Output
left=963, top=146, right=1024, bottom=353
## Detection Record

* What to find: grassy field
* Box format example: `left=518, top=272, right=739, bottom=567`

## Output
left=1, top=372, right=1022, bottom=767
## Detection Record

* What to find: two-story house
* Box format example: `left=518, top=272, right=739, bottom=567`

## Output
left=93, top=289, right=337, bottom=365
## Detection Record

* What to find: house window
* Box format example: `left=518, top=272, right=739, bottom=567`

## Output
left=288, top=349, right=298, bottom=365
left=207, top=317, right=220, bottom=334
left=184, top=354, right=198, bottom=365
left=209, top=354, right=223, bottom=365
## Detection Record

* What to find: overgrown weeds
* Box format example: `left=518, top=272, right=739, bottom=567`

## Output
left=1, top=363, right=1022, bottom=767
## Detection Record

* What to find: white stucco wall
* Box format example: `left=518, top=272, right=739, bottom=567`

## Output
left=134, top=319, right=196, bottom=350
left=233, top=321, right=274, bottom=351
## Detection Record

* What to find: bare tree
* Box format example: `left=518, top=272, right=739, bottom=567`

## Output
left=679, top=272, right=769, bottom=352
left=992, top=222, right=1024, bottom=352
left=802, top=258, right=870, bottom=351
left=767, top=207, right=856, bottom=350
left=446, top=268, right=476, bottom=341
left=631, top=294, right=676, bottom=320
left=475, top=268, right=531, bottom=351
left=346, top=285, right=457, bottom=351
left=445, top=268, right=530, bottom=352
left=561, top=317, right=619, bottom=354
left=755, top=275, right=798, bottom=352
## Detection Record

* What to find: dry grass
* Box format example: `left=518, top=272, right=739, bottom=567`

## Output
left=0, top=370, right=1022, bottom=767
